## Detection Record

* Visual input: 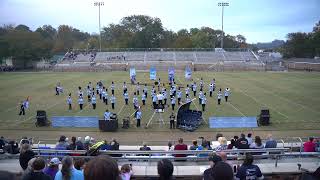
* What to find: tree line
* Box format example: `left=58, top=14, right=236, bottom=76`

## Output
left=0, top=15, right=319, bottom=68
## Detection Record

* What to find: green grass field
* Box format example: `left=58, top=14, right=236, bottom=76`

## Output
left=0, top=71, right=320, bottom=135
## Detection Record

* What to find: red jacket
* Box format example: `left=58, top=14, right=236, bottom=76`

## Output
left=303, top=141, right=316, bottom=152
left=174, top=144, right=188, bottom=157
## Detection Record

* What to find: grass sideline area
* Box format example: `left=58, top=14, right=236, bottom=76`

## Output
left=0, top=71, right=319, bottom=140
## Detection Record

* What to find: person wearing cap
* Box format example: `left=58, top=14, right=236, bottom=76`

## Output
left=203, top=154, right=222, bottom=180
left=224, top=88, right=231, bottom=102
left=43, top=157, right=60, bottom=179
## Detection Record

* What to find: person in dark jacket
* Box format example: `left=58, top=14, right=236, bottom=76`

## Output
left=67, top=137, right=77, bottom=150
left=22, top=158, right=51, bottom=180
left=19, top=144, right=36, bottom=170
left=236, top=133, right=249, bottom=149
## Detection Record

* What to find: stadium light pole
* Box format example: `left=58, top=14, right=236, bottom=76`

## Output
left=94, top=1, right=104, bottom=52
left=218, top=2, right=229, bottom=49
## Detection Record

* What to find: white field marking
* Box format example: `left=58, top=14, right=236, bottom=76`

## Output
left=242, top=77, right=320, bottom=115
left=75, top=103, right=91, bottom=114
left=4, top=105, right=19, bottom=113
left=222, top=79, right=288, bottom=121
left=117, top=104, right=125, bottom=115
left=228, top=102, right=246, bottom=117
left=10, top=100, right=63, bottom=127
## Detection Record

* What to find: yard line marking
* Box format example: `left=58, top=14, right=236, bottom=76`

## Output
left=228, top=102, right=246, bottom=117
left=117, top=104, right=125, bottom=115
left=242, top=77, right=320, bottom=115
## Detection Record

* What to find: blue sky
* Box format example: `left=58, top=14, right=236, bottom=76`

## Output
left=0, top=0, right=319, bottom=43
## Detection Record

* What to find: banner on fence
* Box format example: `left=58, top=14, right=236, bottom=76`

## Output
left=168, top=67, right=175, bottom=83
left=150, top=67, right=157, bottom=80
left=185, top=66, right=192, bottom=80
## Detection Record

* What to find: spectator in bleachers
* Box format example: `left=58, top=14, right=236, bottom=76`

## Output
left=67, top=137, right=77, bottom=150
left=23, top=157, right=51, bottom=180
left=55, top=136, right=68, bottom=150
left=189, top=140, right=198, bottom=150
left=246, top=133, right=253, bottom=145
left=84, top=136, right=92, bottom=151
left=84, top=155, right=119, bottom=180
left=264, top=134, right=277, bottom=148
left=249, top=136, right=264, bottom=149
left=19, top=144, right=35, bottom=170
left=174, top=138, right=188, bottom=159
left=74, top=158, right=86, bottom=171
left=215, top=137, right=228, bottom=151
left=167, top=141, right=174, bottom=151
left=100, top=140, right=112, bottom=151
left=236, top=134, right=249, bottom=149
left=215, top=133, right=223, bottom=141
left=227, top=139, right=236, bottom=149
left=0, top=136, right=7, bottom=150
left=76, top=137, right=84, bottom=150
left=303, top=137, right=316, bottom=152
left=4, top=140, right=19, bottom=154
left=140, top=142, right=152, bottom=151
left=203, top=154, right=222, bottom=180
left=120, top=164, right=133, bottom=180
left=20, top=136, right=30, bottom=146
left=43, top=157, right=60, bottom=179
left=55, top=156, right=84, bottom=180
left=236, top=153, right=264, bottom=180
left=209, top=162, right=234, bottom=180
left=157, top=159, right=174, bottom=180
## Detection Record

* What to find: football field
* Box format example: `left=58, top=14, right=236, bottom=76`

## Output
left=0, top=71, right=319, bottom=140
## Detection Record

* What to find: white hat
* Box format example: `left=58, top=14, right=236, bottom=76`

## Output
left=85, top=136, right=90, bottom=142
left=77, top=137, right=82, bottom=141
left=49, top=158, right=61, bottom=165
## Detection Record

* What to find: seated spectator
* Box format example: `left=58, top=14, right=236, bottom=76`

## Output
left=174, top=138, right=188, bottom=159
left=236, top=153, right=264, bottom=180
left=74, top=158, right=86, bottom=171
left=84, top=136, right=92, bottom=151
left=157, top=159, right=174, bottom=180
left=54, top=156, right=84, bottom=180
left=84, top=155, right=119, bottom=180
left=43, top=157, right=60, bottom=179
left=189, top=140, right=198, bottom=150
left=236, top=134, right=249, bottom=149
left=303, top=137, right=316, bottom=152
left=0, top=136, right=7, bottom=150
left=55, top=135, right=68, bottom=150
left=140, top=142, right=151, bottom=151
left=227, top=139, right=236, bottom=149
left=100, top=140, right=112, bottom=151
left=246, top=133, right=253, bottom=145
left=4, top=140, right=19, bottom=154
left=196, top=139, right=212, bottom=157
left=209, top=162, right=234, bottom=180
left=120, top=164, right=133, bottom=180
left=22, top=157, right=51, bottom=180
left=215, top=137, right=228, bottom=151
left=76, top=137, right=84, bottom=150
left=216, top=133, right=223, bottom=140
left=67, top=136, right=77, bottom=150
left=249, top=136, right=264, bottom=149
left=203, top=154, right=222, bottom=180
left=19, top=144, right=35, bottom=170
left=167, top=141, right=174, bottom=151
left=110, top=138, right=121, bottom=157
left=265, top=134, right=277, bottom=148
left=20, top=137, right=30, bottom=146
left=0, top=170, right=19, bottom=180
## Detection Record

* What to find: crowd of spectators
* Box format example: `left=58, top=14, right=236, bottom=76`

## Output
left=63, top=50, right=97, bottom=62
left=0, top=65, right=15, bottom=72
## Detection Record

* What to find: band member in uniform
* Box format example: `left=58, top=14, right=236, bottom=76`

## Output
left=78, top=87, right=83, bottom=97
left=171, top=96, right=176, bottom=111
left=143, top=84, right=148, bottom=98
left=111, top=81, right=115, bottom=95
left=86, top=86, right=92, bottom=102
left=198, top=90, right=203, bottom=105
left=186, top=95, right=191, bottom=104
left=152, top=93, right=158, bottom=108
left=104, top=109, right=111, bottom=120
left=192, top=82, right=197, bottom=96
left=98, top=86, right=103, bottom=100
left=67, top=93, right=72, bottom=110
left=110, top=94, right=116, bottom=109
left=200, top=78, right=204, bottom=89
left=96, top=82, right=100, bottom=95
left=136, top=82, right=140, bottom=95
left=224, top=88, right=230, bottom=102
left=201, top=93, right=207, bottom=111
left=177, top=88, right=182, bottom=104
left=185, top=84, right=190, bottom=98
left=142, top=93, right=146, bottom=105
left=91, top=93, right=97, bottom=109
left=135, top=108, right=142, bottom=127
left=123, top=82, right=127, bottom=94
left=102, top=87, right=106, bottom=103
left=209, top=83, right=214, bottom=97
left=133, top=92, right=138, bottom=109
left=217, top=88, right=222, bottom=105
left=18, top=101, right=25, bottom=115
left=163, top=89, right=168, bottom=105
left=124, top=91, right=129, bottom=105
left=78, top=95, right=84, bottom=110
